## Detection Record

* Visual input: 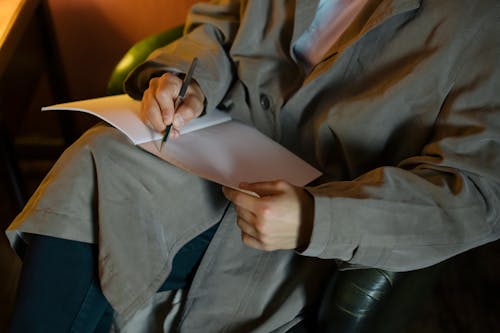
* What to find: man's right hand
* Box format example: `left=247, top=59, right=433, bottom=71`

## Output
left=140, top=72, right=206, bottom=139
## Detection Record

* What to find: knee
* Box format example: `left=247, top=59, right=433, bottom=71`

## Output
left=76, top=123, right=130, bottom=151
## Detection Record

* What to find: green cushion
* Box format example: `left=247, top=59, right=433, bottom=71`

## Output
left=107, top=25, right=184, bottom=96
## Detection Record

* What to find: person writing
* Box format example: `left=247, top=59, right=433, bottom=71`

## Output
left=7, top=0, right=500, bottom=331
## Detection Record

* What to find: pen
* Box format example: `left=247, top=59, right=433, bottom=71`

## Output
left=159, top=57, right=199, bottom=151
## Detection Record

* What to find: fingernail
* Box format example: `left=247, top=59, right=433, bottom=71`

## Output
left=173, top=115, right=184, bottom=127
left=162, top=114, right=170, bottom=125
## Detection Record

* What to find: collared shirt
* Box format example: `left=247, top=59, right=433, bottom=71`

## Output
left=294, top=0, right=373, bottom=71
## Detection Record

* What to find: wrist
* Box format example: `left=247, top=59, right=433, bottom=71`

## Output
left=296, top=189, right=314, bottom=251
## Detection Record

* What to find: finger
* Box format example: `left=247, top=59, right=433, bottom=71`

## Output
left=241, top=232, right=265, bottom=251
left=222, top=187, right=260, bottom=212
left=152, top=73, right=182, bottom=124
left=169, top=127, right=181, bottom=139
left=172, top=95, right=205, bottom=130
left=236, top=217, right=259, bottom=239
left=239, top=180, right=289, bottom=197
left=236, top=205, right=256, bottom=222
left=141, top=90, right=165, bottom=133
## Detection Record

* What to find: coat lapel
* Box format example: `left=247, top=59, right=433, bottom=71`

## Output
left=302, top=0, right=422, bottom=84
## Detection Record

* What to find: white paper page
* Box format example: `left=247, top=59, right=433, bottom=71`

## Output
left=139, top=121, right=322, bottom=190
left=42, top=94, right=231, bottom=144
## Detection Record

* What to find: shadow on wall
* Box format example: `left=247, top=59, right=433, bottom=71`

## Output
left=47, top=0, right=200, bottom=100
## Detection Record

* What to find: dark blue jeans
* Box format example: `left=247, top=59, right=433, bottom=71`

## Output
left=9, top=224, right=218, bottom=333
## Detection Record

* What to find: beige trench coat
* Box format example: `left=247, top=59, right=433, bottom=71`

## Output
left=8, top=0, right=500, bottom=331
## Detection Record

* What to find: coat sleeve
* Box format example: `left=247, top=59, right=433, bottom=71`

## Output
left=300, top=5, right=500, bottom=271
left=124, top=0, right=242, bottom=113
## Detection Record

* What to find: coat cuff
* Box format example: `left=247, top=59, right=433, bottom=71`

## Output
left=124, top=63, right=181, bottom=100
left=298, top=193, right=359, bottom=261
left=123, top=25, right=233, bottom=115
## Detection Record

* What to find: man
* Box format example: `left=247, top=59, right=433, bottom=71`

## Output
left=7, top=0, right=500, bottom=331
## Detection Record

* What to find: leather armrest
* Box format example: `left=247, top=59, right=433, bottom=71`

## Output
left=316, top=265, right=442, bottom=333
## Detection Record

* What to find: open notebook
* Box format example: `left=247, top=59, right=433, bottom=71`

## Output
left=43, top=94, right=322, bottom=192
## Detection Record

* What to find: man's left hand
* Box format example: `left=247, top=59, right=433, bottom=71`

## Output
left=222, top=180, right=314, bottom=251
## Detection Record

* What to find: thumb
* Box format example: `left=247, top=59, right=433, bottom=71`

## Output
left=239, top=180, right=288, bottom=197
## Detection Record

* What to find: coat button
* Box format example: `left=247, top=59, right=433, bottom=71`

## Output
left=260, top=94, right=271, bottom=110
